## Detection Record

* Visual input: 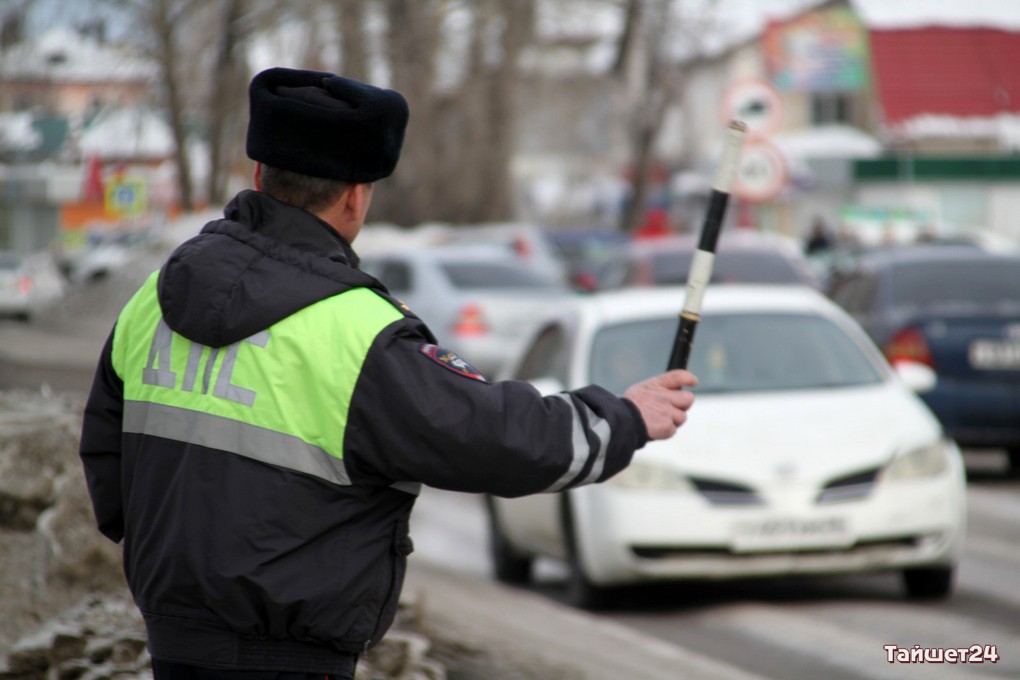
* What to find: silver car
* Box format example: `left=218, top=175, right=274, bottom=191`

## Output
left=361, top=243, right=574, bottom=379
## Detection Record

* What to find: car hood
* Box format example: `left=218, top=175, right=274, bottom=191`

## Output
left=637, top=382, right=943, bottom=484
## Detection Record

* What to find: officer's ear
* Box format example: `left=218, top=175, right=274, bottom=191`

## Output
left=331, top=182, right=374, bottom=243
left=253, top=162, right=264, bottom=190
left=344, top=182, right=377, bottom=227
left=343, top=183, right=373, bottom=221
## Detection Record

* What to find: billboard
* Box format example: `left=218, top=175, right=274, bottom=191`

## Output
left=763, top=7, right=869, bottom=93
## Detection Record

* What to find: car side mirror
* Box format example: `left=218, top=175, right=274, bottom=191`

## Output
left=894, top=361, right=937, bottom=394
left=528, top=377, right=566, bottom=396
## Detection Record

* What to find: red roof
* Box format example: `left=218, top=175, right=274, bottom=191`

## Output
left=869, top=27, right=1020, bottom=125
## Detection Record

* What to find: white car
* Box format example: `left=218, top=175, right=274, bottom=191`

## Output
left=487, top=285, right=967, bottom=607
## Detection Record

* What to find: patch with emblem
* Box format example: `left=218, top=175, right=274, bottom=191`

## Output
left=419, top=343, right=487, bottom=382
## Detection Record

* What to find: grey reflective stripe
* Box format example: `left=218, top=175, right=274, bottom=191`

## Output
left=182, top=342, right=204, bottom=392
left=202, top=348, right=219, bottom=394
left=212, top=330, right=270, bottom=406
left=543, top=393, right=613, bottom=492
left=576, top=402, right=611, bottom=486
left=123, top=400, right=352, bottom=486
left=143, top=320, right=176, bottom=388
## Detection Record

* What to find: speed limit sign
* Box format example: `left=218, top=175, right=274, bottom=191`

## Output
left=733, top=139, right=787, bottom=203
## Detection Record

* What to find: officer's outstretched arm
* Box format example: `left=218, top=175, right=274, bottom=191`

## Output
left=342, top=322, right=650, bottom=497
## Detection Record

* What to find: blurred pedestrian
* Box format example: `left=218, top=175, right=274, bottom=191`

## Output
left=78, top=67, right=698, bottom=680
left=634, top=206, right=672, bottom=239
left=805, top=216, right=834, bottom=254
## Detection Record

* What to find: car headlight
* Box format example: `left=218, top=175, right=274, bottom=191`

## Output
left=607, top=462, right=694, bottom=492
left=883, top=440, right=952, bottom=481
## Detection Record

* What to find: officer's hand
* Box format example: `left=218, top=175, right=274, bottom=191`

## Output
left=623, top=369, right=698, bottom=440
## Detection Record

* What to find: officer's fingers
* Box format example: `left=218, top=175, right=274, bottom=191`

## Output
left=669, top=388, right=695, bottom=410
left=654, top=369, right=699, bottom=390
left=622, top=370, right=695, bottom=401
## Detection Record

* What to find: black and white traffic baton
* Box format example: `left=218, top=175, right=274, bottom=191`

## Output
left=667, top=119, right=748, bottom=370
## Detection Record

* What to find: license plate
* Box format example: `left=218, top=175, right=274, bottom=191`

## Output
left=731, top=516, right=852, bottom=553
left=969, top=339, right=1020, bottom=370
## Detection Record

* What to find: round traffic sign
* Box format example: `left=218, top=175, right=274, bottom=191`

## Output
left=733, top=139, right=787, bottom=203
left=722, top=79, right=783, bottom=137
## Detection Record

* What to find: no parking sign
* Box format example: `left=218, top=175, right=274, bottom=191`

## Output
left=722, top=79, right=783, bottom=137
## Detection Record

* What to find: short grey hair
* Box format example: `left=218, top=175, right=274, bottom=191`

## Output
left=259, top=165, right=351, bottom=214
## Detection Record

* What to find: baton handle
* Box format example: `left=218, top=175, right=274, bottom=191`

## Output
left=668, top=312, right=700, bottom=371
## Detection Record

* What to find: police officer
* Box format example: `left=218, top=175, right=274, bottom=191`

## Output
left=79, top=67, right=697, bottom=680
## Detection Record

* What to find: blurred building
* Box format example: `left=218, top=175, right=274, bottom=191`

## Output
left=0, top=24, right=167, bottom=254
left=3, top=1, right=1019, bottom=252
left=674, top=0, right=1020, bottom=245
left=515, top=0, right=1020, bottom=246
left=0, top=26, right=152, bottom=120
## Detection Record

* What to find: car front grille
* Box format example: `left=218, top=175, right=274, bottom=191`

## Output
left=689, top=477, right=763, bottom=506
left=816, top=468, right=881, bottom=504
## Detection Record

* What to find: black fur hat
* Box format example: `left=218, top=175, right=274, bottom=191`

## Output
left=246, top=67, right=409, bottom=183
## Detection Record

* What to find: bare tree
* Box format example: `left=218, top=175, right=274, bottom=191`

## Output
left=373, top=0, right=536, bottom=226
left=334, top=0, right=369, bottom=81
left=205, top=0, right=246, bottom=206
left=0, top=0, right=29, bottom=49
left=376, top=0, right=444, bottom=226
left=203, top=0, right=285, bottom=205
left=111, top=0, right=293, bottom=210
left=614, top=0, right=688, bottom=234
left=113, top=0, right=202, bottom=212
left=459, top=0, right=535, bottom=223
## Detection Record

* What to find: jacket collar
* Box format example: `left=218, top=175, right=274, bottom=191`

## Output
left=224, top=189, right=361, bottom=268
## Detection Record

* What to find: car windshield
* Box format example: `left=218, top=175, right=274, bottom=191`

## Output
left=589, top=312, right=884, bottom=395
left=440, top=262, right=563, bottom=290
left=650, top=251, right=802, bottom=285
left=890, top=260, right=1020, bottom=309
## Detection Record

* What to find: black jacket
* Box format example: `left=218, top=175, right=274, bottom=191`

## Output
left=79, top=190, right=649, bottom=673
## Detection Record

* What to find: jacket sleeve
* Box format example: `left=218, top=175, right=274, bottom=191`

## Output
left=79, top=330, right=127, bottom=543
left=342, top=318, right=650, bottom=497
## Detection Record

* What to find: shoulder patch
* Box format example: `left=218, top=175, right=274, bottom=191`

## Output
left=418, top=344, right=487, bottom=382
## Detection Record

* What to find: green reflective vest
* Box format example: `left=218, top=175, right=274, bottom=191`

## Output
left=111, top=271, right=403, bottom=486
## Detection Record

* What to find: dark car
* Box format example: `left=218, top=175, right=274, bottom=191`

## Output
left=595, top=231, right=821, bottom=291
left=828, top=246, right=1020, bottom=474
left=544, top=229, right=630, bottom=291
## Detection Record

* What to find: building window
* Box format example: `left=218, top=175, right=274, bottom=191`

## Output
left=811, top=93, right=855, bottom=125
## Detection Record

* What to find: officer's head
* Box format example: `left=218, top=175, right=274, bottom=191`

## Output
left=245, top=68, right=409, bottom=239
